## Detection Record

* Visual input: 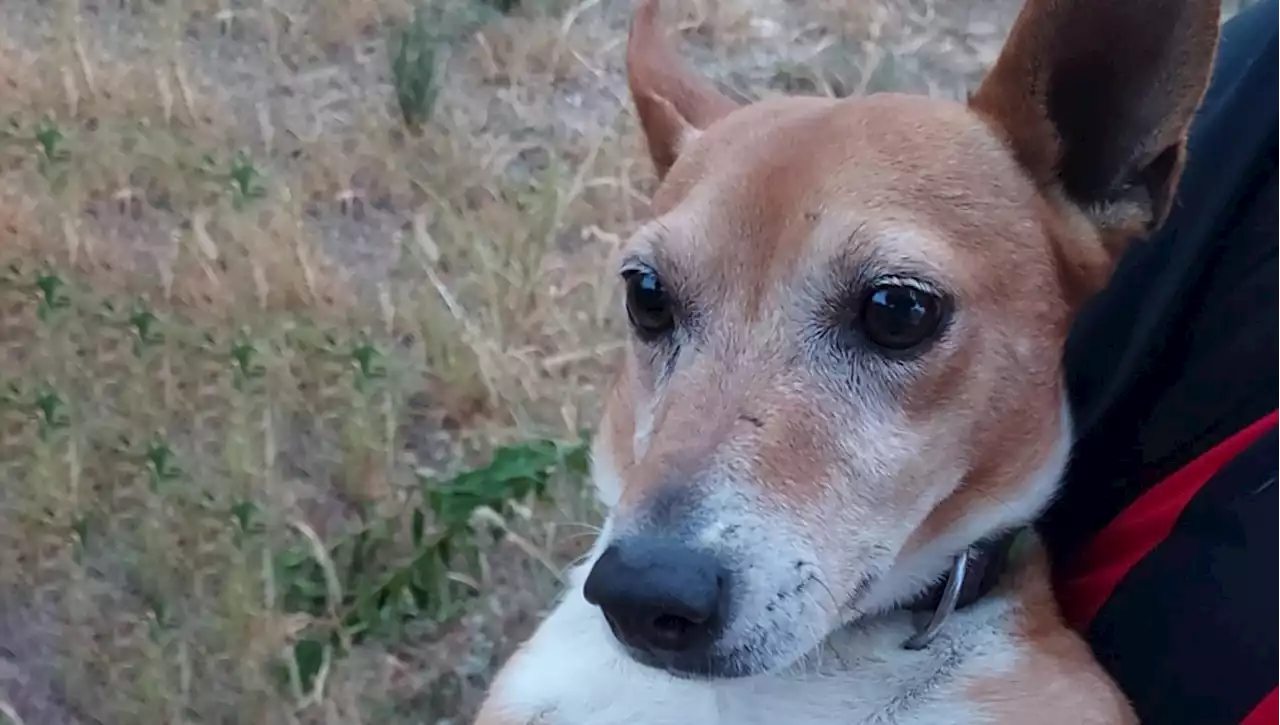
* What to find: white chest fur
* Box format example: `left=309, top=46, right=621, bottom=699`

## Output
left=480, top=563, right=1024, bottom=725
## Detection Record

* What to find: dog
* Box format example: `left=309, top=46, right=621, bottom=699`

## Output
left=473, top=0, right=1220, bottom=722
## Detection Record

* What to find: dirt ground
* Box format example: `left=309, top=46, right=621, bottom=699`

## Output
left=0, top=0, right=1246, bottom=722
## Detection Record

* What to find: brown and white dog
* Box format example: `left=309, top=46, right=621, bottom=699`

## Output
left=475, top=0, right=1220, bottom=722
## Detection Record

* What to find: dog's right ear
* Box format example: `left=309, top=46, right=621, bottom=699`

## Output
left=627, top=0, right=739, bottom=178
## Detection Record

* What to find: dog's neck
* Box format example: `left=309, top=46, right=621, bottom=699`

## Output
left=897, top=528, right=1027, bottom=649
left=905, top=530, right=1023, bottom=614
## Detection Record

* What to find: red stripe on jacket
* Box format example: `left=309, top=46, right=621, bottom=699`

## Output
left=1056, top=408, right=1279, bottom=630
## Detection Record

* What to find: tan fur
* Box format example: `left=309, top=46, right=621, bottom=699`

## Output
left=965, top=544, right=1135, bottom=724
left=476, top=0, right=1220, bottom=722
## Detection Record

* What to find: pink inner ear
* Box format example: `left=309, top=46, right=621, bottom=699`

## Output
left=626, top=0, right=739, bottom=176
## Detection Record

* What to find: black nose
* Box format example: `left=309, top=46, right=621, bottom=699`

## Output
left=583, top=538, right=729, bottom=657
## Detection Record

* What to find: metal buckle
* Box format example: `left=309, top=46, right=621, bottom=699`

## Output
left=902, top=548, right=971, bottom=651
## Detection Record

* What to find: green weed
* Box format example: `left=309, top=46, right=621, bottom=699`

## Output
left=390, top=5, right=442, bottom=130
left=274, top=434, right=589, bottom=695
left=34, top=118, right=71, bottom=192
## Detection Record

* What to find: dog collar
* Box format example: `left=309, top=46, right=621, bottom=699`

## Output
left=900, top=528, right=1025, bottom=650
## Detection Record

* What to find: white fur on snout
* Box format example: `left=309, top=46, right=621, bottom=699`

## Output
left=632, top=394, right=658, bottom=461
left=686, top=485, right=841, bottom=675
left=590, top=434, right=624, bottom=509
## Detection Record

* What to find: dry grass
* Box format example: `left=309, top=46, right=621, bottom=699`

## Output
left=0, top=0, right=1250, bottom=722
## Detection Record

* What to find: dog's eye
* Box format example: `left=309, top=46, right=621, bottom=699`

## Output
left=623, top=268, right=675, bottom=340
left=859, top=281, right=946, bottom=352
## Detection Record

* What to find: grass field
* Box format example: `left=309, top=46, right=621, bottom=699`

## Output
left=0, top=0, right=1247, bottom=722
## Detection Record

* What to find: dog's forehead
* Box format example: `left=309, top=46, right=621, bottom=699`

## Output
left=658, top=93, right=1025, bottom=209
left=641, top=93, right=1044, bottom=299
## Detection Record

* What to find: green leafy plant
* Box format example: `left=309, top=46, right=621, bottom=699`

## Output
left=35, top=271, right=71, bottom=320
left=390, top=5, right=441, bottom=130
left=228, top=152, right=267, bottom=209
left=274, top=435, right=590, bottom=694
left=34, top=118, right=71, bottom=192
left=34, top=386, right=71, bottom=440
left=230, top=333, right=267, bottom=389
left=144, top=435, right=183, bottom=491
left=350, top=338, right=387, bottom=392
left=128, top=304, right=165, bottom=355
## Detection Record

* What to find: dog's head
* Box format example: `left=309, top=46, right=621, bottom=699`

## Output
left=582, top=0, right=1219, bottom=678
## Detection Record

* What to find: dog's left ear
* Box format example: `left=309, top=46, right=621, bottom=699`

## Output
left=627, top=0, right=740, bottom=178
left=970, top=0, right=1220, bottom=271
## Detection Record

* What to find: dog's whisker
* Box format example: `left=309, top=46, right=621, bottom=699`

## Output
left=812, top=575, right=841, bottom=618
left=561, top=530, right=604, bottom=544
left=560, top=522, right=605, bottom=534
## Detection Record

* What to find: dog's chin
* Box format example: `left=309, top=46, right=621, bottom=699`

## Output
left=618, top=630, right=819, bottom=681
left=620, top=644, right=764, bottom=680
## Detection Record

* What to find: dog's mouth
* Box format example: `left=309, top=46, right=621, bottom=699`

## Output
left=615, top=639, right=754, bottom=681
left=610, top=630, right=792, bottom=681
left=600, top=576, right=850, bottom=681
left=614, top=629, right=834, bottom=681
left=596, top=605, right=757, bottom=680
